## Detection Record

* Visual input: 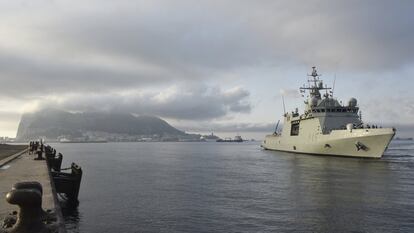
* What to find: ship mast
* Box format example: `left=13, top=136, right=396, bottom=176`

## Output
left=299, top=67, right=331, bottom=100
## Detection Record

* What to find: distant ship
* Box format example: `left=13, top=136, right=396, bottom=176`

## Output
left=200, top=133, right=221, bottom=142
left=217, top=135, right=243, bottom=142
left=233, top=135, right=243, bottom=142
left=59, top=137, right=107, bottom=143
left=394, top=137, right=413, bottom=141
left=261, top=67, right=395, bottom=158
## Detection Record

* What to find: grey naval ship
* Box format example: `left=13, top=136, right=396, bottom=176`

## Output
left=262, top=67, right=395, bottom=158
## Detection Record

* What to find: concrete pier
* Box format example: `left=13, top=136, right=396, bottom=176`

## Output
left=0, top=146, right=66, bottom=232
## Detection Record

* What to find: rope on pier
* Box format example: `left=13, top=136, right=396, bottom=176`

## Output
left=59, top=167, right=72, bottom=171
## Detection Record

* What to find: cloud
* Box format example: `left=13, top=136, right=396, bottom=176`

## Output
left=362, top=97, right=414, bottom=125
left=249, top=0, right=414, bottom=71
left=0, top=48, right=181, bottom=98
left=279, top=88, right=301, bottom=99
left=33, top=85, right=251, bottom=120
left=0, top=111, right=21, bottom=122
left=56, top=0, right=414, bottom=71
left=176, top=121, right=275, bottom=133
left=1, top=0, right=414, bottom=99
left=1, top=0, right=414, bottom=136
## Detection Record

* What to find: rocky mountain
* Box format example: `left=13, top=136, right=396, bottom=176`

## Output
left=16, top=109, right=186, bottom=141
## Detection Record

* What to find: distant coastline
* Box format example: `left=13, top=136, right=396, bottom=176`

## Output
left=394, top=137, right=413, bottom=141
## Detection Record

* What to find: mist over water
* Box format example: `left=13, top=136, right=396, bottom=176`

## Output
left=53, top=140, right=414, bottom=233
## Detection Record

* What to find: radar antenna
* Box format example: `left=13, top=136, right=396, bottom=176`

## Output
left=300, top=66, right=332, bottom=99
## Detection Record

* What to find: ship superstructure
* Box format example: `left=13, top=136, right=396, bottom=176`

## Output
left=200, top=133, right=220, bottom=142
left=262, top=67, right=395, bottom=158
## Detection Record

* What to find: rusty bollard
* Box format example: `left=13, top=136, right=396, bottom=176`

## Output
left=11, top=182, right=48, bottom=219
left=12, top=182, right=43, bottom=195
left=3, top=182, right=55, bottom=233
left=34, top=150, right=44, bottom=161
left=53, top=154, right=63, bottom=172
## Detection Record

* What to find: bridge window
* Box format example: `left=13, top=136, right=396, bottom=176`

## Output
left=290, top=122, right=300, bottom=136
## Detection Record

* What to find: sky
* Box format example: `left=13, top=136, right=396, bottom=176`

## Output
left=0, top=0, right=413, bottom=138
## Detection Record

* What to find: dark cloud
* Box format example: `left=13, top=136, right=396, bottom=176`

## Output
left=54, top=0, right=414, bottom=71
left=178, top=121, right=275, bottom=133
left=1, top=0, right=413, bottom=98
left=0, top=0, right=414, bottom=131
left=0, top=49, right=180, bottom=98
left=250, top=0, right=414, bottom=70
left=40, top=85, right=251, bottom=120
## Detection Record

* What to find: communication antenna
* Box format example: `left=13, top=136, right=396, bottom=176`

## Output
left=332, top=74, right=337, bottom=97
left=282, top=95, right=286, bottom=115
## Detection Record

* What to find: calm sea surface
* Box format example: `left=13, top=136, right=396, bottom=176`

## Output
left=50, top=140, right=414, bottom=233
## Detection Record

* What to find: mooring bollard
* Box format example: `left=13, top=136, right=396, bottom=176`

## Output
left=45, top=152, right=63, bottom=172
left=52, top=163, right=83, bottom=205
left=34, top=150, right=44, bottom=161
left=12, top=182, right=43, bottom=195
left=54, top=154, right=63, bottom=172
left=11, top=182, right=50, bottom=220
left=2, top=182, right=57, bottom=233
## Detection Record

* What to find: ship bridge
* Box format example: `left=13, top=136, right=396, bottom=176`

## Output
left=294, top=67, right=363, bottom=133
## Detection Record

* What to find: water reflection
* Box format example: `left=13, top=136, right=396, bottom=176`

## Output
left=61, top=202, right=81, bottom=233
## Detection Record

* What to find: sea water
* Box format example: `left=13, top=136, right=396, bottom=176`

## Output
left=51, top=140, right=414, bottom=233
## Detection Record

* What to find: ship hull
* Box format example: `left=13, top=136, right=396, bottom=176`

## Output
left=262, top=128, right=395, bottom=158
